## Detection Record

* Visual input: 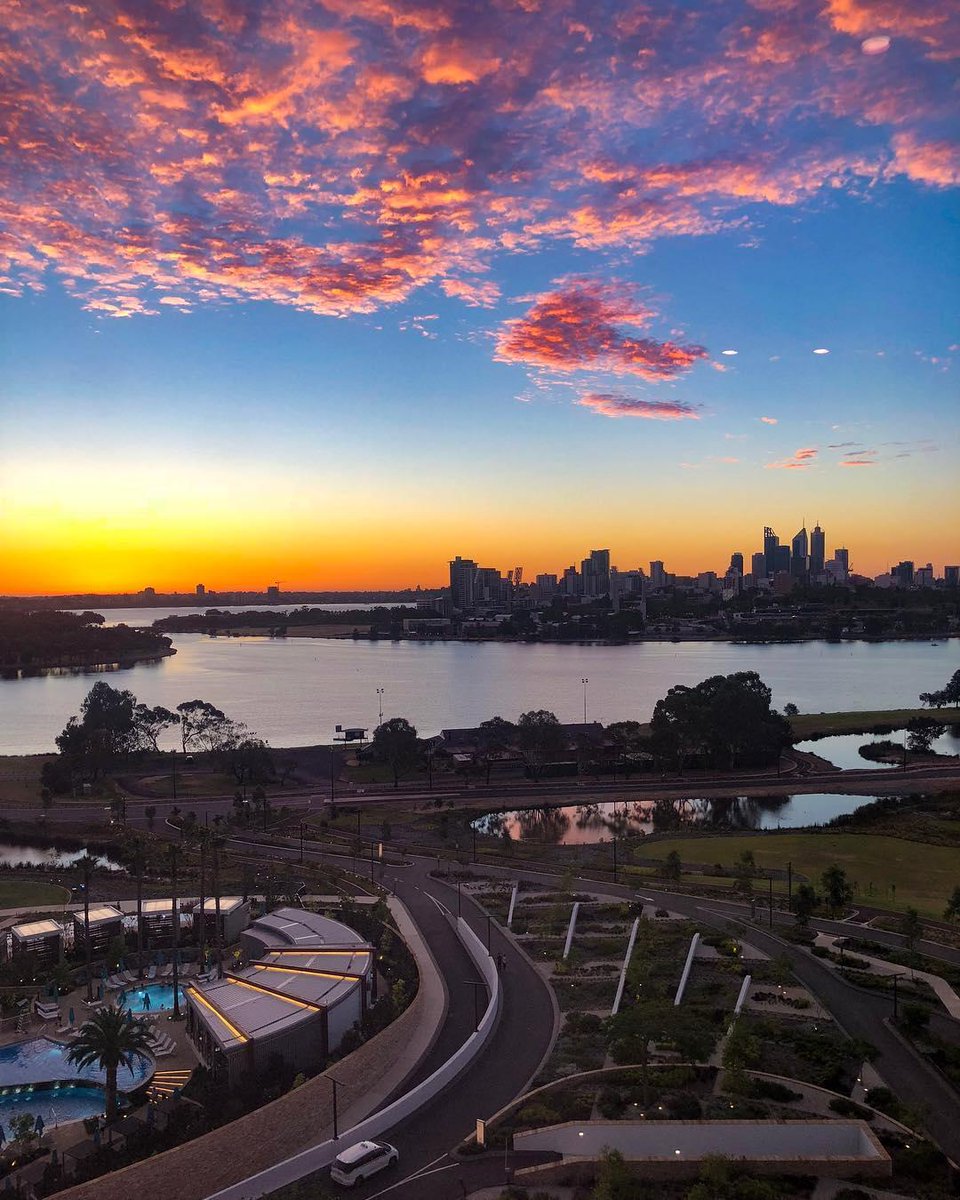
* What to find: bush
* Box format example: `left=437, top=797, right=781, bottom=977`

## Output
left=828, top=1097, right=871, bottom=1119
left=753, top=1079, right=802, bottom=1103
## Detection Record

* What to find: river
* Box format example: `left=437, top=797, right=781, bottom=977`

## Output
left=0, top=630, right=956, bottom=756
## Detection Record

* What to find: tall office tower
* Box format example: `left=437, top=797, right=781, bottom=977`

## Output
left=562, top=565, right=581, bottom=596
left=196, top=584, right=205, bottom=596
left=581, top=548, right=611, bottom=597
left=774, top=544, right=791, bottom=575
left=649, top=560, right=666, bottom=589
left=475, top=567, right=505, bottom=603
left=945, top=566, right=960, bottom=588
left=750, top=551, right=766, bottom=578
left=791, top=526, right=808, bottom=578
left=449, top=556, right=478, bottom=609
left=915, top=564, right=934, bottom=587
left=763, top=526, right=779, bottom=576
left=535, top=574, right=558, bottom=601
left=835, top=547, right=849, bottom=572
left=729, top=552, right=744, bottom=575
left=891, top=560, right=914, bottom=587
left=810, top=524, right=825, bottom=576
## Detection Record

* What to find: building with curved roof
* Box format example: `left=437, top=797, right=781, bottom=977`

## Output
left=185, top=907, right=374, bottom=1083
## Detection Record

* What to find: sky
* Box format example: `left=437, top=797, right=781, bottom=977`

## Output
left=0, top=0, right=958, bottom=593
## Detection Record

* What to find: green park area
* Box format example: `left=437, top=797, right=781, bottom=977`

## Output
left=0, top=879, right=71, bottom=909
left=788, top=707, right=960, bottom=739
left=638, top=832, right=958, bottom=917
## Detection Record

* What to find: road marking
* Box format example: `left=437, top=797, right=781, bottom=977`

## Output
left=425, top=892, right=453, bottom=918
left=363, top=1157, right=457, bottom=1198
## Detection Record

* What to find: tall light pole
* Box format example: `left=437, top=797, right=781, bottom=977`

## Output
left=376, top=687, right=385, bottom=728
left=581, top=678, right=589, bottom=724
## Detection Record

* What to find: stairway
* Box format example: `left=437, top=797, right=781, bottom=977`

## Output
left=146, top=1069, right=192, bottom=1102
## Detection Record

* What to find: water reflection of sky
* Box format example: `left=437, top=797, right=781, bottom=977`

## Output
left=0, top=841, right=122, bottom=870
left=795, top=729, right=960, bottom=771
left=473, top=792, right=884, bottom=844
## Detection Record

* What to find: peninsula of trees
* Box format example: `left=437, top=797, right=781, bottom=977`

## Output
left=0, top=609, right=174, bottom=674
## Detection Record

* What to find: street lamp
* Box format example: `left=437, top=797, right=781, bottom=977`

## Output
left=376, top=687, right=385, bottom=728
left=581, top=678, right=589, bottom=724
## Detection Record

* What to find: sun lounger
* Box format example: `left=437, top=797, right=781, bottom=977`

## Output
left=123, top=970, right=137, bottom=983
left=55, top=1020, right=73, bottom=1035
left=160, top=963, right=173, bottom=979
left=154, top=1043, right=176, bottom=1057
left=106, top=975, right=125, bottom=989
left=147, top=965, right=158, bottom=980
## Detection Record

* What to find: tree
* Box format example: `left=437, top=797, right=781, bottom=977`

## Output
left=733, top=849, right=759, bottom=895
left=132, top=704, right=180, bottom=752
left=131, top=841, right=146, bottom=980
left=476, top=716, right=517, bottom=784
left=661, top=849, right=683, bottom=882
left=516, top=710, right=565, bottom=781
left=783, top=702, right=799, bottom=717
left=821, top=865, right=853, bottom=915
left=144, top=805, right=157, bottom=829
left=919, top=668, right=960, bottom=708
left=10, top=1112, right=37, bottom=1150
left=591, top=1148, right=635, bottom=1200
left=685, top=1156, right=779, bottom=1200
left=67, top=1006, right=154, bottom=1121
left=227, top=737, right=274, bottom=787
left=944, top=886, right=960, bottom=922
left=900, top=907, right=922, bottom=953
left=651, top=673, right=791, bottom=772
left=176, top=699, right=235, bottom=753
left=211, top=834, right=226, bottom=974
left=906, top=717, right=945, bottom=754
left=606, top=720, right=646, bottom=777
left=371, top=717, right=421, bottom=788
left=794, top=882, right=818, bottom=928
left=76, top=854, right=99, bottom=1002
left=56, top=682, right=139, bottom=778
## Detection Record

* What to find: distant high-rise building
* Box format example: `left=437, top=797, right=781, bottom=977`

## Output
left=266, top=584, right=280, bottom=601
left=773, top=544, right=791, bottom=575
left=562, top=565, right=581, bottom=596
left=810, top=524, right=825, bottom=576
left=535, top=573, right=558, bottom=601
left=142, top=586, right=155, bottom=598
left=697, top=571, right=719, bottom=592
left=763, top=526, right=779, bottom=577
left=196, top=584, right=206, bottom=596
left=649, top=560, right=666, bottom=589
left=945, top=566, right=960, bottom=588
left=475, top=567, right=505, bottom=604
left=891, top=560, right=913, bottom=587
left=581, top=548, right=611, bottom=597
left=729, top=552, right=744, bottom=575
left=790, top=526, right=808, bottom=578
left=449, top=556, right=478, bottom=609
left=915, top=563, right=934, bottom=588
left=750, top=551, right=766, bottom=578
left=835, top=548, right=849, bottom=571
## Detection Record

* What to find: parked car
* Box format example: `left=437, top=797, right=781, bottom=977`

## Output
left=330, top=1140, right=399, bottom=1188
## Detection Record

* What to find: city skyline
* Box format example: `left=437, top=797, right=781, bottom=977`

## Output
left=1, top=0, right=958, bottom=594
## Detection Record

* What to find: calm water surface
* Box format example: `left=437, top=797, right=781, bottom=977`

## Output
left=0, top=840, right=122, bottom=870
left=475, top=792, right=885, bottom=843
left=1, top=635, right=956, bottom=754
left=796, top=729, right=960, bottom=770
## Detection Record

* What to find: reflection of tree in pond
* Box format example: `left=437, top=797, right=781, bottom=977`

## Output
left=513, top=806, right=572, bottom=843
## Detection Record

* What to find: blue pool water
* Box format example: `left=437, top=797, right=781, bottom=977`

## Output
left=0, top=1083, right=114, bottom=1126
left=0, top=1038, right=152, bottom=1089
left=118, top=984, right=186, bottom=1014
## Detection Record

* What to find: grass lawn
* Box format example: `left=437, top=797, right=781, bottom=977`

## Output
left=0, top=880, right=71, bottom=909
left=789, top=707, right=960, bottom=739
left=639, top=832, right=958, bottom=916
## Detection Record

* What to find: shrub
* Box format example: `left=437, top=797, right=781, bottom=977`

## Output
left=828, top=1097, right=871, bottom=1119
left=753, top=1079, right=802, bottom=1103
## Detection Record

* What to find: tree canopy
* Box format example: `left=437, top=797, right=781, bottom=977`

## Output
left=516, top=710, right=566, bottom=780
left=919, top=668, right=960, bottom=708
left=650, top=672, right=791, bottom=770
left=371, top=717, right=421, bottom=787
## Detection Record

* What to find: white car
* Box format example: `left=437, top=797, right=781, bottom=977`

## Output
left=330, top=1140, right=399, bottom=1188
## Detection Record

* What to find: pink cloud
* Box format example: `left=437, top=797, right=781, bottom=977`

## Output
left=577, top=393, right=701, bottom=421
left=766, top=447, right=819, bottom=469
left=760, top=416, right=779, bottom=425
left=495, top=280, right=707, bottom=379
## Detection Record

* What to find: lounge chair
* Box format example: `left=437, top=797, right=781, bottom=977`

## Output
left=180, top=963, right=197, bottom=978
left=106, top=975, right=125, bottom=989
left=160, top=963, right=173, bottom=979
left=123, top=970, right=137, bottom=983
left=147, top=965, right=158, bottom=980
left=154, top=1042, right=176, bottom=1057
left=55, top=1019, right=73, bottom=1035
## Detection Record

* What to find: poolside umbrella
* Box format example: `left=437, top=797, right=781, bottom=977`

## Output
left=68, top=1007, right=75, bottom=1025
left=34, top=1115, right=44, bottom=1138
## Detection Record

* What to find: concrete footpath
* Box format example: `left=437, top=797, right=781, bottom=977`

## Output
left=815, top=933, right=960, bottom=1018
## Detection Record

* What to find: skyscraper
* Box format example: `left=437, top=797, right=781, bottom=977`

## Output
left=729, top=552, right=744, bottom=575
left=581, top=548, right=611, bottom=597
left=763, top=526, right=779, bottom=577
left=790, top=526, right=808, bottom=578
left=810, top=524, right=825, bottom=577
left=449, top=556, right=478, bottom=609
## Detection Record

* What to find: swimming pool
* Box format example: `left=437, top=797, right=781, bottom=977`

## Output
left=118, top=984, right=186, bottom=1014
left=0, top=1082, right=116, bottom=1127
left=0, top=1038, right=152, bottom=1089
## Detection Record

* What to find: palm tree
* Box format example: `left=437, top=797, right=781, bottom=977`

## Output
left=76, top=854, right=99, bottom=1002
left=67, top=1006, right=154, bottom=1122
left=196, top=830, right=208, bottom=968
left=167, top=843, right=181, bottom=1018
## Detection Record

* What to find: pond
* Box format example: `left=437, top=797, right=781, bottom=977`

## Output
left=795, top=727, right=960, bottom=771
left=472, top=792, right=885, bottom=844
left=0, top=840, right=123, bottom=871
